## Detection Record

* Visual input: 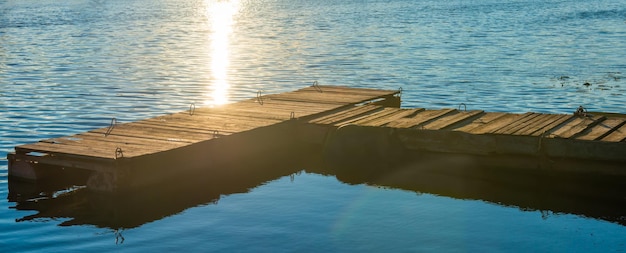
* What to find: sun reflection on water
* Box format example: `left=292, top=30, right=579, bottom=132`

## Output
left=204, top=0, right=239, bottom=106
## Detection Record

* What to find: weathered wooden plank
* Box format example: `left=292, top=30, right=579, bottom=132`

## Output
left=422, top=110, right=484, bottom=130
left=524, top=114, right=575, bottom=136
left=575, top=118, right=626, bottom=141
left=10, top=152, right=114, bottom=172
left=79, top=131, right=195, bottom=145
left=304, top=103, right=375, bottom=121
left=452, top=112, right=507, bottom=132
left=310, top=105, right=382, bottom=125
left=503, top=113, right=557, bottom=135
left=200, top=100, right=340, bottom=120
left=17, top=142, right=127, bottom=159
left=148, top=109, right=283, bottom=128
left=360, top=108, right=424, bottom=127
left=507, top=113, right=569, bottom=136
left=265, top=86, right=399, bottom=105
left=266, top=93, right=384, bottom=105
left=386, top=109, right=456, bottom=129
left=491, top=113, right=542, bottom=134
left=43, top=133, right=191, bottom=152
left=601, top=124, right=626, bottom=142
left=89, top=123, right=221, bottom=143
left=549, top=115, right=606, bottom=139
left=37, top=136, right=180, bottom=157
left=467, top=113, right=529, bottom=134
left=308, top=105, right=377, bottom=124
left=339, top=107, right=404, bottom=126
left=290, top=85, right=399, bottom=97
left=136, top=115, right=278, bottom=134
left=548, top=117, right=587, bottom=138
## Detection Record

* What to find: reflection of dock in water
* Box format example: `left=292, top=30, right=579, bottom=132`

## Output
left=329, top=152, right=626, bottom=227
left=10, top=152, right=626, bottom=229
left=9, top=150, right=315, bottom=229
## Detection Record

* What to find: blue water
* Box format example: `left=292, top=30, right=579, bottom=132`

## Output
left=1, top=0, right=626, bottom=251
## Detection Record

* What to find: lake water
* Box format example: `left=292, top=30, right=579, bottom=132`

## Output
left=1, top=0, right=626, bottom=251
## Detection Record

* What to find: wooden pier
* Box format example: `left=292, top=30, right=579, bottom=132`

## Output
left=7, top=85, right=400, bottom=191
left=316, top=103, right=626, bottom=177
left=7, top=85, right=626, bottom=192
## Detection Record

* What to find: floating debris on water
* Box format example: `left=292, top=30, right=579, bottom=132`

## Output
left=551, top=72, right=623, bottom=90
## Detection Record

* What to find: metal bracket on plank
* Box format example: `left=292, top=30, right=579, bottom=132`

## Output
left=574, top=105, right=588, bottom=117
left=458, top=103, right=467, bottom=112
left=115, top=147, right=124, bottom=159
left=256, top=90, right=264, bottom=105
left=189, top=103, right=196, bottom=116
left=105, top=118, right=117, bottom=137
left=313, top=80, right=323, bottom=93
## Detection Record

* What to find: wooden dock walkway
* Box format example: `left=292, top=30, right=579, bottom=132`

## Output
left=8, top=85, right=626, bottom=191
left=7, top=85, right=399, bottom=191
left=313, top=104, right=626, bottom=176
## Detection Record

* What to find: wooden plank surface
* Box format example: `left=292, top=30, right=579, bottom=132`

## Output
left=79, top=132, right=195, bottom=145
left=88, top=121, right=232, bottom=143
left=467, top=113, right=528, bottom=134
left=17, top=142, right=135, bottom=159
left=289, top=85, right=400, bottom=97
left=266, top=85, right=399, bottom=105
left=386, top=109, right=456, bottom=128
left=452, top=112, right=507, bottom=132
left=601, top=123, right=626, bottom=142
left=522, top=114, right=574, bottom=136
left=360, top=108, right=424, bottom=127
left=309, top=105, right=382, bottom=125
left=36, top=136, right=180, bottom=157
left=13, top=84, right=626, bottom=176
left=549, top=115, right=606, bottom=139
left=575, top=118, right=626, bottom=141
left=502, top=113, right=556, bottom=135
left=422, top=110, right=484, bottom=130
left=202, top=99, right=340, bottom=120
left=339, top=107, right=404, bottom=126
left=136, top=114, right=279, bottom=134
left=491, top=113, right=542, bottom=134
left=13, top=85, right=398, bottom=165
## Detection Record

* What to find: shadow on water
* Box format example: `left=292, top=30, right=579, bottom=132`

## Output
left=8, top=146, right=317, bottom=229
left=7, top=145, right=626, bottom=230
left=329, top=151, right=626, bottom=227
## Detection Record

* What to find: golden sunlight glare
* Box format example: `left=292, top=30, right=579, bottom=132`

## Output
left=205, top=0, right=239, bottom=106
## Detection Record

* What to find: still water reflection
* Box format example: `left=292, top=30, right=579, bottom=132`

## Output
left=9, top=153, right=626, bottom=251
left=10, top=159, right=626, bottom=229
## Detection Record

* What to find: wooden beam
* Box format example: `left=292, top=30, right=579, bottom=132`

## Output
left=549, top=115, right=606, bottom=139
left=491, top=113, right=543, bottom=134
left=467, top=113, right=528, bottom=134
left=387, top=109, right=456, bottom=129
left=575, top=118, right=626, bottom=141
left=361, top=108, right=424, bottom=127
left=422, top=110, right=484, bottom=130
left=452, top=112, right=507, bottom=132
left=601, top=124, right=626, bottom=142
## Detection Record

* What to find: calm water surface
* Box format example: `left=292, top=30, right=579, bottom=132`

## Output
left=1, top=0, right=626, bottom=251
